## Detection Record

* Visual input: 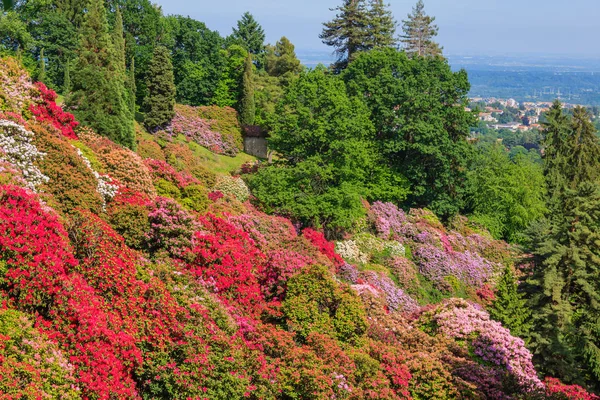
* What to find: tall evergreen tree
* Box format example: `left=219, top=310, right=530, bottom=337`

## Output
left=128, top=56, right=136, bottom=115
left=490, top=266, right=532, bottom=340
left=231, top=12, right=265, bottom=57
left=143, top=46, right=176, bottom=131
left=366, top=0, right=397, bottom=48
left=67, top=0, right=135, bottom=149
left=529, top=104, right=600, bottom=390
left=265, top=36, right=302, bottom=78
left=63, top=59, right=71, bottom=95
left=239, top=53, right=255, bottom=126
left=320, top=0, right=370, bottom=71
left=37, top=48, right=46, bottom=83
left=400, top=0, right=443, bottom=57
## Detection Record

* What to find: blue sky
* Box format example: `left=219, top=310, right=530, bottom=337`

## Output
left=153, top=0, right=600, bottom=57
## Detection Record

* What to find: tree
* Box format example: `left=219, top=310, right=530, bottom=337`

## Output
left=247, top=67, right=409, bottom=237
left=143, top=45, right=176, bottom=131
left=62, top=58, right=71, bottom=94
left=365, top=0, right=397, bottom=49
left=212, top=44, right=247, bottom=108
left=466, top=143, right=546, bottom=243
left=400, top=0, right=443, bottom=58
left=265, top=36, right=302, bottom=79
left=127, top=56, right=136, bottom=115
left=67, top=0, right=135, bottom=149
left=239, top=53, right=255, bottom=126
left=0, top=10, right=32, bottom=52
left=528, top=104, right=600, bottom=390
left=343, top=48, right=475, bottom=217
left=230, top=12, right=265, bottom=58
left=320, top=0, right=370, bottom=71
left=37, top=48, right=46, bottom=82
left=489, top=266, right=532, bottom=340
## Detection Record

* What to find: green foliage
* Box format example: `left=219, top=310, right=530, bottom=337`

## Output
left=239, top=53, right=255, bottom=125
left=528, top=103, right=600, bottom=391
left=0, top=10, right=32, bottom=52
left=229, top=12, right=265, bottom=58
left=400, top=0, right=443, bottom=57
left=344, top=48, right=475, bottom=217
left=143, top=45, right=176, bottom=131
left=467, top=143, right=547, bottom=243
left=490, top=266, right=532, bottom=340
left=265, top=36, right=302, bottom=79
left=180, top=184, right=209, bottom=213
left=212, top=44, right=247, bottom=108
left=67, top=0, right=135, bottom=149
left=283, top=264, right=367, bottom=344
left=248, top=67, right=408, bottom=236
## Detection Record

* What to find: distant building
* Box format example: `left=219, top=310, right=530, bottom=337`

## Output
left=479, top=112, right=498, bottom=122
left=506, top=98, right=518, bottom=108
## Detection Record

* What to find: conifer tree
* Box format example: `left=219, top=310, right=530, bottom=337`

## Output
left=143, top=46, right=176, bottom=131
left=37, top=48, right=46, bottom=82
left=265, top=36, right=302, bottom=78
left=62, top=59, right=71, bottom=95
left=320, top=0, right=370, bottom=70
left=529, top=104, right=600, bottom=390
left=67, top=0, right=135, bottom=149
left=489, top=266, right=532, bottom=340
left=400, top=0, right=443, bottom=57
left=366, top=0, right=397, bottom=48
left=231, top=12, right=265, bottom=57
left=239, top=53, right=255, bottom=126
left=128, top=57, right=136, bottom=116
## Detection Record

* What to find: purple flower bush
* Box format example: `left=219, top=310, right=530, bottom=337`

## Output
left=358, top=271, right=419, bottom=313
left=369, top=202, right=411, bottom=239
left=423, top=299, right=543, bottom=390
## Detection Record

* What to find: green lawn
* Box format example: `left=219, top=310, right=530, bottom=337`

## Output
left=187, top=141, right=257, bottom=175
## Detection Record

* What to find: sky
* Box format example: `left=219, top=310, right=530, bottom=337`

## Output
left=152, top=0, right=600, bottom=57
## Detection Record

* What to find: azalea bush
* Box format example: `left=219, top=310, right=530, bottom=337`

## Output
left=29, top=82, right=79, bottom=139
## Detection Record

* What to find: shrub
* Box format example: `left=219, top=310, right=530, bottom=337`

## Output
left=369, top=201, right=410, bottom=239
left=106, top=189, right=151, bottom=250
left=544, top=377, right=599, bottom=400
left=136, top=138, right=165, bottom=161
left=214, top=175, right=250, bottom=202
left=147, top=196, right=199, bottom=259
left=0, top=57, right=39, bottom=115
left=0, top=308, right=81, bottom=399
left=283, top=264, right=367, bottom=344
left=31, top=123, right=104, bottom=214
left=29, top=82, right=78, bottom=139
left=0, top=120, right=49, bottom=191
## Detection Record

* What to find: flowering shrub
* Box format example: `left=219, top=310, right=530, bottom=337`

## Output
left=336, top=239, right=369, bottom=264
left=545, top=377, right=599, bottom=400
left=29, top=82, right=78, bottom=139
left=136, top=137, right=165, bottom=161
left=106, top=189, right=151, bottom=249
left=75, top=147, right=118, bottom=207
left=0, top=57, right=39, bottom=114
left=214, top=174, right=250, bottom=202
left=357, top=271, right=419, bottom=313
left=369, top=201, right=410, bottom=239
left=79, top=128, right=156, bottom=197
left=0, top=120, right=49, bottom=190
left=303, top=228, right=344, bottom=267
left=144, top=158, right=199, bottom=189
left=420, top=299, right=543, bottom=390
left=168, top=104, right=243, bottom=156
left=0, top=308, right=80, bottom=399
left=31, top=123, right=104, bottom=214
left=147, top=196, right=199, bottom=259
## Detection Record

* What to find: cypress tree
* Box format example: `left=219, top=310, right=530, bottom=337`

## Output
left=400, top=0, right=443, bottom=57
left=366, top=0, right=397, bottom=48
left=489, top=266, right=532, bottom=340
left=143, top=46, right=176, bottom=131
left=37, top=48, right=46, bottom=83
left=320, top=0, right=370, bottom=71
left=128, top=57, right=136, bottom=116
left=67, top=0, right=135, bottom=149
left=239, top=53, right=255, bottom=126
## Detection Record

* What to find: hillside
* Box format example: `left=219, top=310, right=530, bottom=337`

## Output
left=0, top=55, right=597, bottom=400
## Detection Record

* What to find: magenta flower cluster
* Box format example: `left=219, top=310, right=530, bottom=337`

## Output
left=430, top=299, right=542, bottom=390
left=369, top=201, right=411, bottom=239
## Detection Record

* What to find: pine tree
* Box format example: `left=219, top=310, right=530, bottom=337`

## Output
left=37, top=48, right=46, bottom=83
left=320, top=0, right=370, bottom=70
left=239, top=53, right=255, bottom=126
left=529, top=104, right=600, bottom=390
left=400, top=0, right=443, bottom=58
left=63, top=59, right=71, bottom=95
left=366, top=0, right=397, bottom=48
left=143, top=46, right=176, bottom=131
left=489, top=266, right=532, bottom=340
left=231, top=12, right=265, bottom=57
left=67, top=0, right=135, bottom=149
left=265, top=36, right=302, bottom=78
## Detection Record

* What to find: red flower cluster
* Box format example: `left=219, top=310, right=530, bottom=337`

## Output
left=29, top=82, right=78, bottom=139
left=302, top=228, right=344, bottom=267
left=545, top=377, right=599, bottom=400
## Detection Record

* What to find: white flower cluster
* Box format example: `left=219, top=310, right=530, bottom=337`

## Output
left=336, top=240, right=369, bottom=264
left=75, top=148, right=118, bottom=207
left=384, top=241, right=406, bottom=258
left=214, top=175, right=250, bottom=202
left=0, top=120, right=49, bottom=191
